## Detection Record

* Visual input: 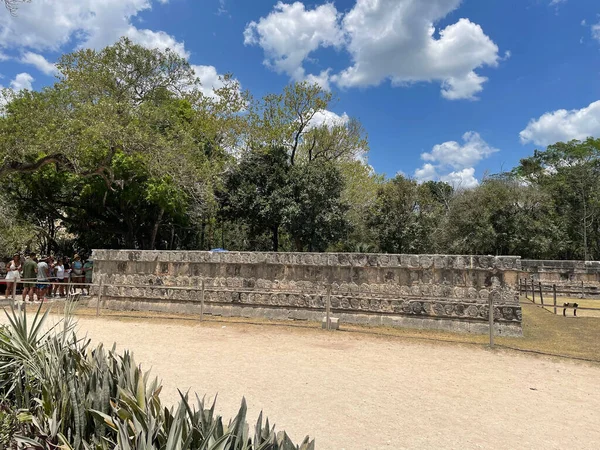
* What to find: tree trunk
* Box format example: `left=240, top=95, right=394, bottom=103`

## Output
left=149, top=208, right=164, bottom=250
left=272, top=225, right=279, bottom=252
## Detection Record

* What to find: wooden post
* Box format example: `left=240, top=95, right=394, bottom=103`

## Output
left=96, top=279, right=103, bottom=316
left=200, top=279, right=205, bottom=321
left=539, top=282, right=544, bottom=307
left=524, top=279, right=528, bottom=299
left=553, top=284, right=557, bottom=315
left=531, top=279, right=535, bottom=303
left=488, top=295, right=494, bottom=349
left=326, top=284, right=332, bottom=331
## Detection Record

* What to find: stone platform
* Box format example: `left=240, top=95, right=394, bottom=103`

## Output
left=91, top=251, right=523, bottom=336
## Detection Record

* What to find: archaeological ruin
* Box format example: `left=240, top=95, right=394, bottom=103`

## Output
left=91, top=250, right=523, bottom=336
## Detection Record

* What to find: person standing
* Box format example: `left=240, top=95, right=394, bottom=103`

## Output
left=36, top=256, right=50, bottom=302
left=4, top=254, right=21, bottom=299
left=22, top=252, right=38, bottom=302
left=82, top=258, right=94, bottom=295
left=53, top=257, right=66, bottom=298
left=72, top=254, right=84, bottom=293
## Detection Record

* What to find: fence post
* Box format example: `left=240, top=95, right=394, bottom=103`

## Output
left=539, top=282, right=544, bottom=307
left=553, top=284, right=557, bottom=315
left=326, top=284, right=332, bottom=331
left=524, top=279, right=528, bottom=299
left=200, top=279, right=205, bottom=322
left=531, top=279, right=535, bottom=303
left=12, top=281, right=18, bottom=313
left=96, top=279, right=103, bottom=317
left=488, top=294, right=494, bottom=349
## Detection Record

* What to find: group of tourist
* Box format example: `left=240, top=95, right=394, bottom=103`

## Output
left=2, top=253, right=93, bottom=302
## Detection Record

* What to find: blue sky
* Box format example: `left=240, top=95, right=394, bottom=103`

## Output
left=1, top=0, right=600, bottom=186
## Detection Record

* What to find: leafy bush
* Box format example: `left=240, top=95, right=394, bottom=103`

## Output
left=0, top=303, right=314, bottom=449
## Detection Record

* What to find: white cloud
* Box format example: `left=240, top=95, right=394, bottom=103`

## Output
left=520, top=100, right=600, bottom=146
left=440, top=167, right=479, bottom=189
left=0, top=0, right=188, bottom=58
left=191, top=65, right=228, bottom=98
left=549, top=0, right=567, bottom=6
left=414, top=132, right=497, bottom=188
left=20, top=52, right=58, bottom=75
left=592, top=22, right=600, bottom=42
left=308, top=109, right=349, bottom=129
left=125, top=27, right=189, bottom=58
left=244, top=1, right=343, bottom=87
left=10, top=73, right=34, bottom=91
left=0, top=51, right=7, bottom=61
left=246, top=0, right=502, bottom=100
left=422, top=131, right=498, bottom=169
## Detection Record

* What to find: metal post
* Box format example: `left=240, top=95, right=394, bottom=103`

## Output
left=531, top=279, right=535, bottom=303
left=200, top=279, right=205, bottom=321
left=12, top=281, right=18, bottom=313
left=96, top=280, right=103, bottom=316
left=539, top=282, right=544, bottom=307
left=553, top=284, right=557, bottom=315
left=326, top=284, right=332, bottom=331
left=488, top=295, right=494, bottom=349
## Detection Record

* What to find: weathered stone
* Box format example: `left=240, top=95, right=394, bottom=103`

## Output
left=92, top=251, right=523, bottom=336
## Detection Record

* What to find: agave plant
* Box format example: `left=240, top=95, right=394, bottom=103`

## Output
left=0, top=301, right=315, bottom=449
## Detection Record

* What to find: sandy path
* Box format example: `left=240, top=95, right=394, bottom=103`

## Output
left=15, top=314, right=600, bottom=449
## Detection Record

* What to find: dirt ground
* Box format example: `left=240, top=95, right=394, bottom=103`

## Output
left=23, top=312, right=598, bottom=450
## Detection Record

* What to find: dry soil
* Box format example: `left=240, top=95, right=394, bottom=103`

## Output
left=29, top=313, right=600, bottom=450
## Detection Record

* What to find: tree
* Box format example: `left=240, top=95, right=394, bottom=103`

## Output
left=0, top=38, right=239, bottom=194
left=251, top=82, right=368, bottom=166
left=220, top=147, right=292, bottom=251
left=440, top=176, right=565, bottom=258
left=285, top=162, right=350, bottom=252
left=368, top=175, right=446, bottom=254
left=515, top=138, right=600, bottom=260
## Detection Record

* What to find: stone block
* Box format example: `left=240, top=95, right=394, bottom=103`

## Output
left=321, top=317, right=340, bottom=329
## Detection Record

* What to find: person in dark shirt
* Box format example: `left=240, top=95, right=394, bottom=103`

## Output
left=22, top=252, right=38, bottom=302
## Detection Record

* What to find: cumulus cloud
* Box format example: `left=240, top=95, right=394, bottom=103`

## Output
left=592, top=22, right=600, bottom=42
left=0, top=0, right=189, bottom=58
left=243, top=1, right=343, bottom=89
left=20, top=52, right=58, bottom=75
left=191, top=65, right=232, bottom=99
left=308, top=109, right=349, bottom=129
left=245, top=0, right=502, bottom=99
left=422, top=131, right=498, bottom=169
left=519, top=100, right=600, bottom=146
left=10, top=73, right=34, bottom=91
left=414, top=132, right=498, bottom=188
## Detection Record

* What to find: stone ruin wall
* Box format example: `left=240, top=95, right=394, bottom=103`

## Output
left=91, top=250, right=523, bottom=336
left=521, top=259, right=600, bottom=297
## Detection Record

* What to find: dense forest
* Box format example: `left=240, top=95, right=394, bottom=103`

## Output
left=1, top=39, right=599, bottom=260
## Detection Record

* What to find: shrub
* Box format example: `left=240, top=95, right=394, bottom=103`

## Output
left=0, top=303, right=314, bottom=449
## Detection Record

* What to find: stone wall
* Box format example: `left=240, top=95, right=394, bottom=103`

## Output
left=521, top=259, right=600, bottom=297
left=91, top=250, right=523, bottom=336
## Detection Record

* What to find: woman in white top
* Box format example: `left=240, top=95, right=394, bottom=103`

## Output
left=53, top=257, right=66, bottom=298
left=4, top=254, right=21, bottom=299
